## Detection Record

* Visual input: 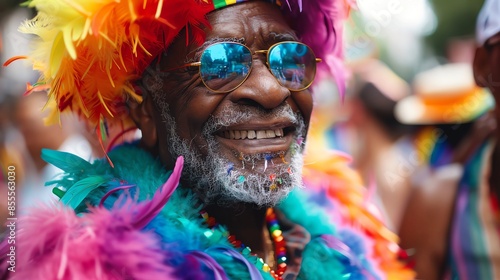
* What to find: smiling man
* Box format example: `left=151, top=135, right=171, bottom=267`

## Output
left=1, top=0, right=410, bottom=279
left=138, top=4, right=313, bottom=209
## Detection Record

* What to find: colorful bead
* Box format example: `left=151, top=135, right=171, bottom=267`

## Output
left=202, top=208, right=287, bottom=280
left=266, top=208, right=287, bottom=280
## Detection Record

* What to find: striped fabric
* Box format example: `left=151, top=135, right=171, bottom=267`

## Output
left=447, top=141, right=500, bottom=279
left=212, top=0, right=279, bottom=9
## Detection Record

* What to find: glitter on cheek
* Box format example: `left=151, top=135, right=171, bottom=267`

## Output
left=227, top=163, right=234, bottom=175
left=264, top=154, right=272, bottom=172
left=238, top=175, right=246, bottom=183
left=279, top=153, right=288, bottom=164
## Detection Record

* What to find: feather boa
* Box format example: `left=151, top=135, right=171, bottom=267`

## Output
left=301, top=108, right=416, bottom=280
left=0, top=143, right=406, bottom=279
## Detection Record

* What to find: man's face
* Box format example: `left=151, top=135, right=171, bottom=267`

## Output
left=475, top=33, right=500, bottom=100
left=141, top=1, right=314, bottom=207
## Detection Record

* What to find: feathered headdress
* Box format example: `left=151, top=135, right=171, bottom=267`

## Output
left=5, top=0, right=348, bottom=137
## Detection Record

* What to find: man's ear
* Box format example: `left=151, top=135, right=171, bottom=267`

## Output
left=473, top=46, right=491, bottom=87
left=128, top=94, right=158, bottom=149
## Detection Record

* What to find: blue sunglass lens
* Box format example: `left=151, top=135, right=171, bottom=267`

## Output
left=200, top=43, right=252, bottom=92
left=268, top=42, right=316, bottom=90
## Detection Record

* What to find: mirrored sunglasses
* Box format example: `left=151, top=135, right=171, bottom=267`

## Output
left=166, top=41, right=321, bottom=93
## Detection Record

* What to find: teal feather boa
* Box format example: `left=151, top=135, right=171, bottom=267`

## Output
left=42, top=143, right=381, bottom=279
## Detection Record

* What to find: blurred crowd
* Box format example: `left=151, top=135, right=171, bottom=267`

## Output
left=1, top=0, right=499, bottom=279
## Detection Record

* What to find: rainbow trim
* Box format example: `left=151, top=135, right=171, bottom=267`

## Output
left=212, top=0, right=279, bottom=9
left=448, top=141, right=500, bottom=279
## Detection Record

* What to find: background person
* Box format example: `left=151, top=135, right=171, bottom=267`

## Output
left=395, top=63, right=497, bottom=279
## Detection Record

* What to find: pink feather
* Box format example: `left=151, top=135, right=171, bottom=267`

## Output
left=6, top=156, right=185, bottom=279
left=283, top=0, right=349, bottom=98
left=132, top=156, right=184, bottom=229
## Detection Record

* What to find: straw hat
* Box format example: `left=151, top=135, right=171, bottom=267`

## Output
left=395, top=63, right=494, bottom=125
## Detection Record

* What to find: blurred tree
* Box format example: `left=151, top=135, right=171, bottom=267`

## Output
left=0, top=0, right=24, bottom=16
left=426, top=0, right=484, bottom=58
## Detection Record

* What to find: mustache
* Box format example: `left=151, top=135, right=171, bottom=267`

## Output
left=202, top=103, right=301, bottom=135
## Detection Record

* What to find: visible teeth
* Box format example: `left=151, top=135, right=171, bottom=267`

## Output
left=222, top=128, right=285, bottom=139
left=247, top=130, right=256, bottom=139
left=256, top=130, right=266, bottom=139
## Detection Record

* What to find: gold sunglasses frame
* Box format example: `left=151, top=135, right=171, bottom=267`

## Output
left=165, top=41, right=322, bottom=93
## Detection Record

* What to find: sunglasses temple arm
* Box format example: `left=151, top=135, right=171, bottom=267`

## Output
left=163, top=62, right=201, bottom=72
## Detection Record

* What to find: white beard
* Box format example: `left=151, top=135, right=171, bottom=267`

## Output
left=144, top=70, right=306, bottom=207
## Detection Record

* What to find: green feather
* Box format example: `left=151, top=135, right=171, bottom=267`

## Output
left=60, top=175, right=111, bottom=209
left=41, top=149, right=92, bottom=173
left=52, top=187, right=66, bottom=199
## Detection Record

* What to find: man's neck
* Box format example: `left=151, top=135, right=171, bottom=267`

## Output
left=205, top=203, right=270, bottom=261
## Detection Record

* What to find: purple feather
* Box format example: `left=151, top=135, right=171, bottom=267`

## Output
left=206, top=246, right=264, bottom=280
left=190, top=251, right=229, bottom=280
left=321, top=234, right=359, bottom=266
left=132, top=156, right=184, bottom=229
left=99, top=184, right=135, bottom=207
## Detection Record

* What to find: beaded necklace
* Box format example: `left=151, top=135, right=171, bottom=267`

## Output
left=201, top=208, right=288, bottom=280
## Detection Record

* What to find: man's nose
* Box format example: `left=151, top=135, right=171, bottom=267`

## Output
left=227, top=61, right=290, bottom=109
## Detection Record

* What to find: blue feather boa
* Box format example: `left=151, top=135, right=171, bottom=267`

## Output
left=42, top=143, right=381, bottom=279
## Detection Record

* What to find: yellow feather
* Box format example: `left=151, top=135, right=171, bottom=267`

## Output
left=117, top=48, right=127, bottom=72
left=128, top=0, right=138, bottom=21
left=97, top=91, right=114, bottom=117
left=42, top=97, right=60, bottom=126
left=50, top=32, right=65, bottom=79
left=81, top=18, right=91, bottom=40
left=76, top=92, right=90, bottom=118
left=63, top=26, right=77, bottom=59
left=62, top=0, right=91, bottom=17
left=123, top=85, right=143, bottom=103
left=137, top=37, right=152, bottom=56
left=156, top=0, right=164, bottom=18
left=81, top=56, right=97, bottom=79
left=106, top=61, right=116, bottom=88
left=97, top=31, right=118, bottom=49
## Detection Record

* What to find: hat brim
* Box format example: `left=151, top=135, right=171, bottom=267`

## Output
left=395, top=88, right=495, bottom=125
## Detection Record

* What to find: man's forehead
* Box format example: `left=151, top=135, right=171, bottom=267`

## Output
left=205, top=2, right=296, bottom=41
left=191, top=32, right=298, bottom=57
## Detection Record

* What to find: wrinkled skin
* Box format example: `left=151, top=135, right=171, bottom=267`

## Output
left=129, top=1, right=314, bottom=263
left=135, top=1, right=314, bottom=207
